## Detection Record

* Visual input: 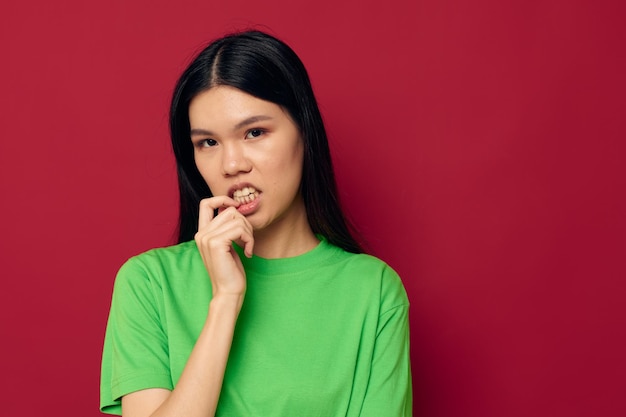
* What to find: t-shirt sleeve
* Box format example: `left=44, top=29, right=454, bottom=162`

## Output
left=359, top=265, right=412, bottom=417
left=100, top=256, right=173, bottom=415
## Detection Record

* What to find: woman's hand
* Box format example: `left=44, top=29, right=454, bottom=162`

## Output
left=194, top=196, right=254, bottom=300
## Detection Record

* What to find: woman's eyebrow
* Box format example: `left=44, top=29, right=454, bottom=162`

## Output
left=234, top=115, right=273, bottom=130
left=190, top=115, right=273, bottom=137
left=190, top=128, right=214, bottom=136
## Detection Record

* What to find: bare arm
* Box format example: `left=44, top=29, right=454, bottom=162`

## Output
left=122, top=197, right=253, bottom=417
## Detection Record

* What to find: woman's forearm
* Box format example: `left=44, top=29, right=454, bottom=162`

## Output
left=123, top=294, right=243, bottom=417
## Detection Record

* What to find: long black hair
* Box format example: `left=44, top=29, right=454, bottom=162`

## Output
left=170, top=30, right=362, bottom=254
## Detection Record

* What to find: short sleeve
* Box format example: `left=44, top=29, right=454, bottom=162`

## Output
left=100, top=257, right=173, bottom=415
left=359, top=266, right=412, bottom=417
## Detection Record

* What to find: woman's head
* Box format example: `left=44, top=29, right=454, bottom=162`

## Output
left=170, top=30, right=362, bottom=253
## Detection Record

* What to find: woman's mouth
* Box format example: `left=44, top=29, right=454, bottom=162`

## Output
left=232, top=186, right=259, bottom=204
left=231, top=186, right=261, bottom=215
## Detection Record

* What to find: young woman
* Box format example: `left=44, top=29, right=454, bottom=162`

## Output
left=100, top=30, right=411, bottom=417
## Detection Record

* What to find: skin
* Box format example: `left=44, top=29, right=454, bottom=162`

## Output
left=121, top=86, right=319, bottom=417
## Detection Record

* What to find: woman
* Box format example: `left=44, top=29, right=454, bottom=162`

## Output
left=100, top=30, right=412, bottom=417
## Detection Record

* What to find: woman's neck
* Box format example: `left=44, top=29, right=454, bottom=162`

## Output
left=252, top=208, right=319, bottom=259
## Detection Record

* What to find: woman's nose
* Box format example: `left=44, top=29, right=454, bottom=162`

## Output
left=221, top=143, right=251, bottom=176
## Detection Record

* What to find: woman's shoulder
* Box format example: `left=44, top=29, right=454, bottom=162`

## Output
left=123, top=240, right=197, bottom=265
left=327, top=243, right=409, bottom=308
left=331, top=244, right=401, bottom=279
left=114, top=240, right=201, bottom=285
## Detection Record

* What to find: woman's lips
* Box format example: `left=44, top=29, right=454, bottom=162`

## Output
left=236, top=192, right=260, bottom=215
left=229, top=184, right=261, bottom=215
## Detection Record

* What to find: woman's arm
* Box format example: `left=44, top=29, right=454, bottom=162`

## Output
left=121, top=196, right=253, bottom=417
left=122, top=294, right=242, bottom=417
left=360, top=268, right=412, bottom=417
left=359, top=304, right=412, bottom=417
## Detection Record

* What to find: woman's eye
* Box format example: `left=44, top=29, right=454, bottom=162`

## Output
left=200, top=139, right=217, bottom=147
left=245, top=129, right=265, bottom=139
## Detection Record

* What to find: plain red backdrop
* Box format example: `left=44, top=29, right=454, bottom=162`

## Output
left=1, top=1, right=624, bottom=416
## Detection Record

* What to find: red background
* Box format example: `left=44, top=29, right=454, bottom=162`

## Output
left=1, top=1, right=625, bottom=416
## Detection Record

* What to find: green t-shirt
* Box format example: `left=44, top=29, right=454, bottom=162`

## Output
left=100, top=238, right=411, bottom=416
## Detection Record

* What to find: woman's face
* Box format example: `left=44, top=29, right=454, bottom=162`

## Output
left=189, top=86, right=306, bottom=234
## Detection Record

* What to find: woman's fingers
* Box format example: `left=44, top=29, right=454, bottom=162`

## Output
left=237, top=228, right=255, bottom=258
left=195, top=200, right=255, bottom=263
left=197, top=210, right=254, bottom=251
left=197, top=196, right=240, bottom=230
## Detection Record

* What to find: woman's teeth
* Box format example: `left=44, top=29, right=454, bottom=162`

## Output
left=233, top=187, right=259, bottom=204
